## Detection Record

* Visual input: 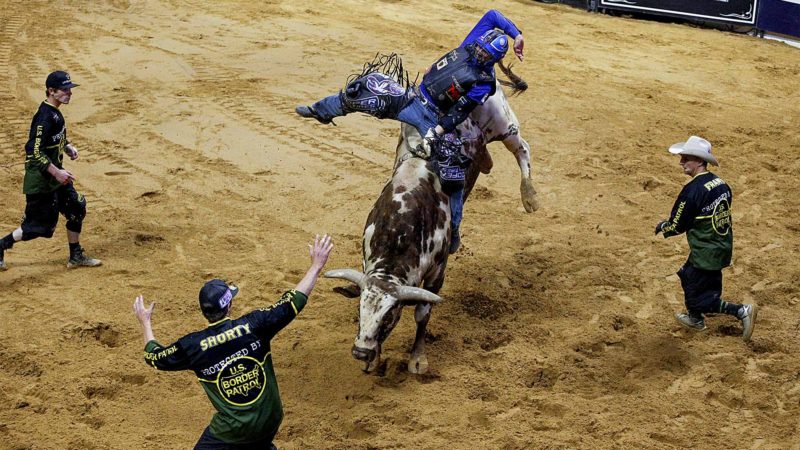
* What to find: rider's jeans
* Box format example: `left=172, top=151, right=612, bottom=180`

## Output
left=310, top=93, right=346, bottom=121
left=312, top=93, right=438, bottom=138
left=395, top=97, right=438, bottom=137
left=447, top=184, right=464, bottom=232
left=310, top=90, right=464, bottom=239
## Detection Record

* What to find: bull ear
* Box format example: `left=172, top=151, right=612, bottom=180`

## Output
left=394, top=286, right=443, bottom=304
left=325, top=269, right=368, bottom=291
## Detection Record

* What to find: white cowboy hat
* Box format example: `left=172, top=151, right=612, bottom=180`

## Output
left=668, top=135, right=719, bottom=166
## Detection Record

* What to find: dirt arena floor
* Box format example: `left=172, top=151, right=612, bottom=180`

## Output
left=1, top=1, right=799, bottom=449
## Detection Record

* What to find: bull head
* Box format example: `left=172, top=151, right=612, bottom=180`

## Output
left=325, top=269, right=442, bottom=372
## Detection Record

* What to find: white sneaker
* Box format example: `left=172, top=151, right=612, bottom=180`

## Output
left=674, top=312, right=707, bottom=331
left=739, top=304, right=758, bottom=342
left=67, top=250, right=102, bottom=269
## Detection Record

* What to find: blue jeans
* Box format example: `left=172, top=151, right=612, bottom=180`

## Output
left=311, top=91, right=437, bottom=138
left=395, top=96, right=438, bottom=137
left=448, top=185, right=464, bottom=232
left=309, top=93, right=345, bottom=122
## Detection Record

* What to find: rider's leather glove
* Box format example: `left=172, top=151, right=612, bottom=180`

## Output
left=421, top=128, right=438, bottom=158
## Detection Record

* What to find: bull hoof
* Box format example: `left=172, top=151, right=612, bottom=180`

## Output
left=408, top=354, right=429, bottom=374
left=521, top=181, right=540, bottom=213
left=364, top=358, right=380, bottom=373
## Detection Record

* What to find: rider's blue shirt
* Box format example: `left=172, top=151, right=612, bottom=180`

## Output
left=458, top=9, right=522, bottom=103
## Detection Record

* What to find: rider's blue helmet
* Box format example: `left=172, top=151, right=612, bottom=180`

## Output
left=475, top=29, right=509, bottom=64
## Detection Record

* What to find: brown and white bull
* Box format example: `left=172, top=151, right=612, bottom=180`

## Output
left=325, top=134, right=451, bottom=374
left=326, top=75, right=536, bottom=374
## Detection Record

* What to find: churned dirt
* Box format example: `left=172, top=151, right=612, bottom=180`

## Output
left=1, top=1, right=799, bottom=449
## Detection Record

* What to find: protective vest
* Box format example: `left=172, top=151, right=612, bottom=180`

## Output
left=422, top=47, right=495, bottom=112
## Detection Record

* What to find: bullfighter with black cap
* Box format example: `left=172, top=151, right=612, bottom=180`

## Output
left=0, top=70, right=101, bottom=270
left=133, top=234, right=334, bottom=449
left=655, top=136, right=758, bottom=340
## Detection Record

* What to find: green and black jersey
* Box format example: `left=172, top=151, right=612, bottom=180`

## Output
left=661, top=171, right=733, bottom=270
left=143, top=289, right=307, bottom=444
left=23, top=101, right=69, bottom=194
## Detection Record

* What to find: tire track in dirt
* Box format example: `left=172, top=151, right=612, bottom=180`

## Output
left=180, top=0, right=282, bottom=22
left=55, top=10, right=389, bottom=194
left=69, top=122, right=288, bottom=241
left=70, top=127, right=260, bottom=215
left=36, top=30, right=261, bottom=211
left=126, top=1, right=246, bottom=56
left=135, top=6, right=391, bottom=165
left=135, top=129, right=269, bottom=202
left=218, top=95, right=392, bottom=179
left=0, top=13, right=27, bottom=161
left=56, top=42, right=104, bottom=89
left=186, top=58, right=392, bottom=178
left=71, top=4, right=394, bottom=182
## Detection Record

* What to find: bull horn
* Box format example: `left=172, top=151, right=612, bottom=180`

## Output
left=324, top=269, right=368, bottom=291
left=394, top=286, right=443, bottom=304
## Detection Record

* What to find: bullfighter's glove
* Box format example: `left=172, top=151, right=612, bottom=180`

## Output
left=66, top=143, right=79, bottom=160
left=654, top=220, right=668, bottom=235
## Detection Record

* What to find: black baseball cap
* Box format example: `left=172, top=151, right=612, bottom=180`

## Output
left=46, top=71, right=79, bottom=90
left=199, top=279, right=239, bottom=316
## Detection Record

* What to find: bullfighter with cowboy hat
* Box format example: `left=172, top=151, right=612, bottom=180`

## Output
left=655, top=136, right=757, bottom=340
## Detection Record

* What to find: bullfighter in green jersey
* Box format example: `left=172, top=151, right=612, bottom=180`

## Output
left=0, top=71, right=100, bottom=270
left=655, top=136, right=757, bottom=341
left=133, top=234, right=334, bottom=449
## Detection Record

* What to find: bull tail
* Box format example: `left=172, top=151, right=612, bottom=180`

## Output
left=497, top=60, right=528, bottom=96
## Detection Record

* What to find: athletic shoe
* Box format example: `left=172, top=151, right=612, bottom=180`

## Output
left=674, top=312, right=707, bottom=331
left=739, top=304, right=758, bottom=342
left=295, top=105, right=333, bottom=125
left=67, top=250, right=102, bottom=269
left=0, top=248, right=6, bottom=271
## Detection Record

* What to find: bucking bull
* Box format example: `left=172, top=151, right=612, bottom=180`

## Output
left=326, top=65, right=537, bottom=374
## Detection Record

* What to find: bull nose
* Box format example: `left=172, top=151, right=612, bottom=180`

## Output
left=351, top=345, right=376, bottom=362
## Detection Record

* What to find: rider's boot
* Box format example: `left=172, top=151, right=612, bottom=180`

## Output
left=295, top=105, right=334, bottom=125
left=449, top=225, right=461, bottom=254
left=295, top=92, right=347, bottom=125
